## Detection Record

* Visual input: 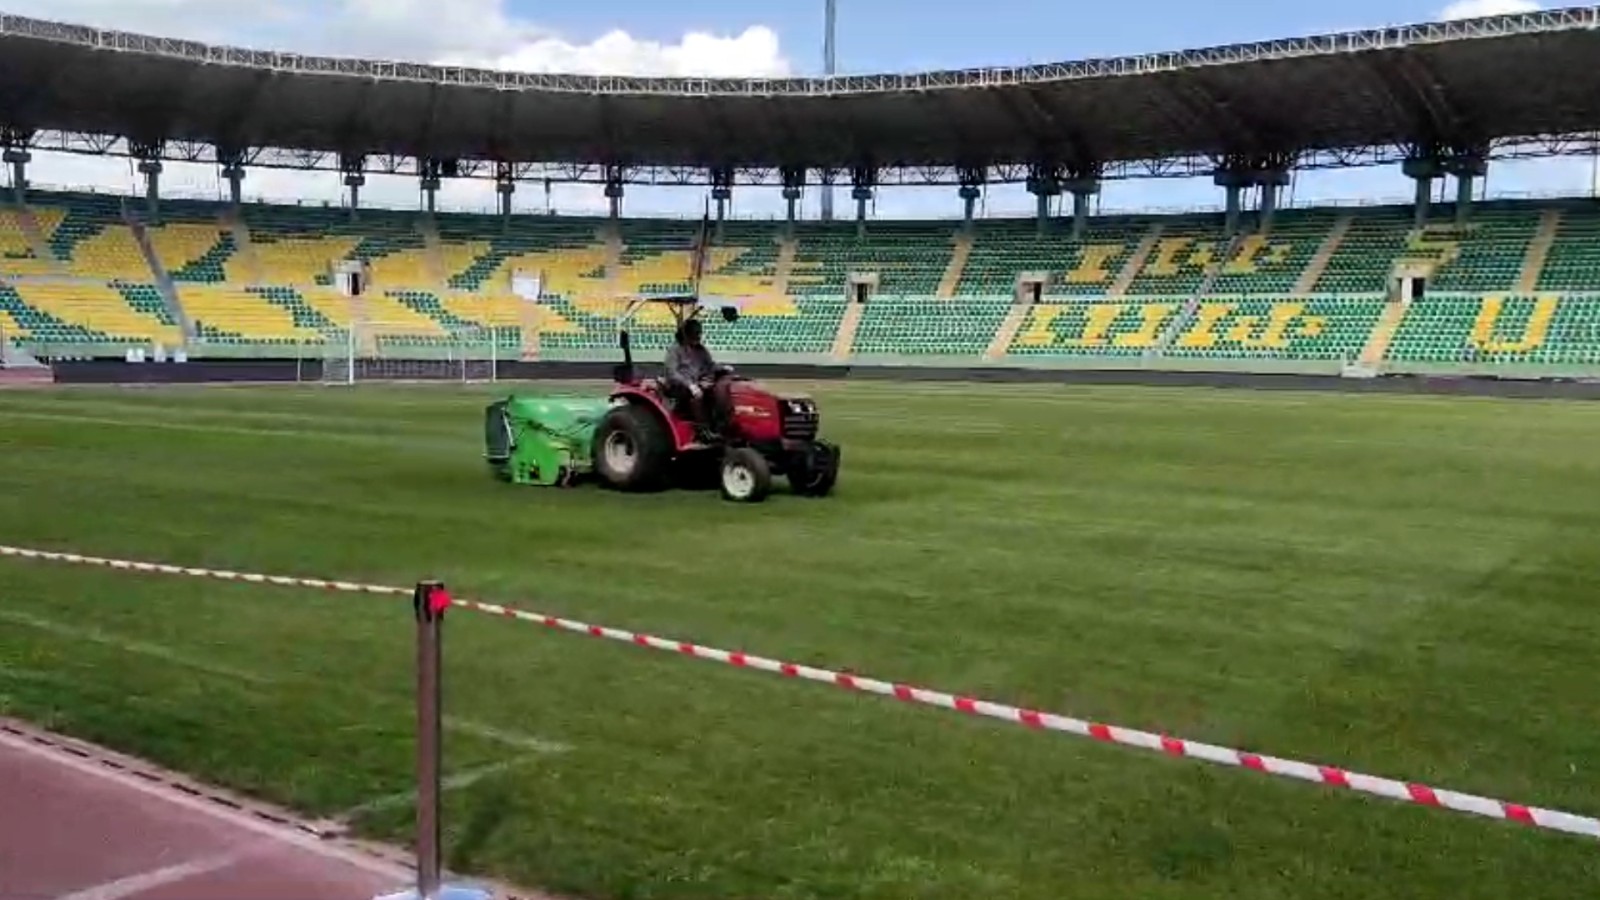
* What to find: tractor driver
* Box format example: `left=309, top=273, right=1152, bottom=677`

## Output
left=665, top=318, right=732, bottom=436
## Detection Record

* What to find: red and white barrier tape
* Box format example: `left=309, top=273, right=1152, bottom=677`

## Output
left=3, top=541, right=1596, bottom=840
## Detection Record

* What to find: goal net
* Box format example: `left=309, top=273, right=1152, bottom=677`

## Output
left=314, top=260, right=506, bottom=385
left=318, top=323, right=504, bottom=384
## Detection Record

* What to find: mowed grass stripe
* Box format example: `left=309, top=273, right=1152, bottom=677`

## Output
left=1, top=383, right=1598, bottom=898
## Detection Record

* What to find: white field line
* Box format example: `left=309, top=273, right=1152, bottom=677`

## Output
left=332, top=758, right=530, bottom=824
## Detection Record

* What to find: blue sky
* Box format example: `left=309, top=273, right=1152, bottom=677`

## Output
left=16, top=0, right=1594, bottom=217
left=510, top=0, right=1477, bottom=74
left=570, top=0, right=1590, bottom=217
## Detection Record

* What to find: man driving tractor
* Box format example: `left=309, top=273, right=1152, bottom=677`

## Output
left=664, top=318, right=733, bottom=438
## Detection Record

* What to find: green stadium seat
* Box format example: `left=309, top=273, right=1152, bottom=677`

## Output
left=788, top=221, right=954, bottom=297
left=852, top=295, right=1012, bottom=356
left=1386, top=292, right=1600, bottom=366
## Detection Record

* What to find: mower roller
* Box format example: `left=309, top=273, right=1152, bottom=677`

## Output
left=483, top=295, right=839, bottom=502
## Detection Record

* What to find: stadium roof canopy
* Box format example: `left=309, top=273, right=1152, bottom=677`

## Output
left=1, top=7, right=1600, bottom=185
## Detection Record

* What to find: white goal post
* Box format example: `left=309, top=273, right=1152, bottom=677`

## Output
left=317, top=323, right=504, bottom=385
left=314, top=259, right=506, bottom=384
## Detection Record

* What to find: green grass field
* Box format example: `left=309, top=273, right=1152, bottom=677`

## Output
left=2, top=380, right=1599, bottom=899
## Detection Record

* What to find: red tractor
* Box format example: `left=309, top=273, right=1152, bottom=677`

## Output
left=590, top=297, right=840, bottom=502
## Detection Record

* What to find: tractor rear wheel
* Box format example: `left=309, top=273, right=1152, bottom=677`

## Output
left=720, top=447, right=772, bottom=503
left=593, top=404, right=672, bottom=492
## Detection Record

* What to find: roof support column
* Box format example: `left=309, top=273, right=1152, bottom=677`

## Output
left=818, top=168, right=836, bottom=223
left=603, top=165, right=625, bottom=220
left=1215, top=156, right=1293, bottom=234
left=1064, top=164, right=1102, bottom=241
left=494, top=162, right=515, bottom=229
left=957, top=165, right=985, bottom=231
left=1257, top=168, right=1289, bottom=229
left=218, top=147, right=247, bottom=208
left=420, top=158, right=443, bottom=215
left=140, top=160, right=162, bottom=222
left=1027, top=163, right=1062, bottom=237
left=4, top=149, right=28, bottom=198
left=710, top=166, right=734, bottom=243
left=780, top=167, right=805, bottom=234
left=1402, top=154, right=1444, bottom=228
left=3, top=128, right=33, bottom=198
left=130, top=141, right=163, bottom=223
left=1444, top=147, right=1487, bottom=224
left=341, top=154, right=366, bottom=223
left=224, top=166, right=245, bottom=207
left=1212, top=165, right=1250, bottom=237
left=851, top=165, right=875, bottom=238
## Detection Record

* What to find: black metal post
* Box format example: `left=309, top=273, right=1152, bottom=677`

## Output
left=373, top=582, right=491, bottom=900
left=414, top=580, right=446, bottom=898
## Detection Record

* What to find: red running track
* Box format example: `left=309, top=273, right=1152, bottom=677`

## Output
left=0, top=721, right=411, bottom=900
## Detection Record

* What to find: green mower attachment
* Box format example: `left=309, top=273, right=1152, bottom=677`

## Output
left=485, top=395, right=612, bottom=486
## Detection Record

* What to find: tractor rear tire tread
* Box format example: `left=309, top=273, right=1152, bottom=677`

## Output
left=593, top=404, right=673, bottom=492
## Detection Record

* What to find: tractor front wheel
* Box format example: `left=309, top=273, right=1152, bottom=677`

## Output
left=720, top=447, right=772, bottom=503
left=593, top=404, right=672, bottom=492
left=789, top=441, right=840, bottom=497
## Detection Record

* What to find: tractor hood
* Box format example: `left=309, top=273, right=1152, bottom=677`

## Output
left=728, top=379, right=812, bottom=404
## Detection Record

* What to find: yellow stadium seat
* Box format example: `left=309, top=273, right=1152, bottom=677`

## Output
left=64, top=224, right=153, bottom=281
left=441, top=294, right=580, bottom=334
left=13, top=282, right=181, bottom=343
left=250, top=237, right=362, bottom=286
left=181, top=285, right=319, bottom=341
left=368, top=248, right=435, bottom=288
left=295, top=287, right=444, bottom=336
left=147, top=223, right=230, bottom=280
left=0, top=209, right=60, bottom=276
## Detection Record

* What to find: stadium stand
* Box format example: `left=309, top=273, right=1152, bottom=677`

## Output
left=3, top=6, right=1600, bottom=386
left=1534, top=202, right=1600, bottom=293
left=0, top=206, right=62, bottom=277
left=852, top=295, right=1012, bottom=358
left=1209, top=209, right=1343, bottom=295
left=958, top=217, right=1157, bottom=297
left=1310, top=207, right=1416, bottom=295
left=1119, top=215, right=1234, bottom=298
left=38, top=191, right=153, bottom=282
left=1008, top=298, right=1183, bottom=359
left=1385, top=292, right=1600, bottom=366
left=788, top=221, right=954, bottom=297
left=8, top=187, right=1600, bottom=374
left=1418, top=204, right=1541, bottom=293
left=437, top=214, right=605, bottom=294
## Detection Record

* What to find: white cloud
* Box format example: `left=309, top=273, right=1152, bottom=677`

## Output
left=447, top=26, right=790, bottom=78
left=1438, top=0, right=1542, bottom=20
left=8, top=0, right=790, bottom=212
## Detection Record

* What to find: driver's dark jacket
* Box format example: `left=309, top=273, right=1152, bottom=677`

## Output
left=664, top=341, right=715, bottom=386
